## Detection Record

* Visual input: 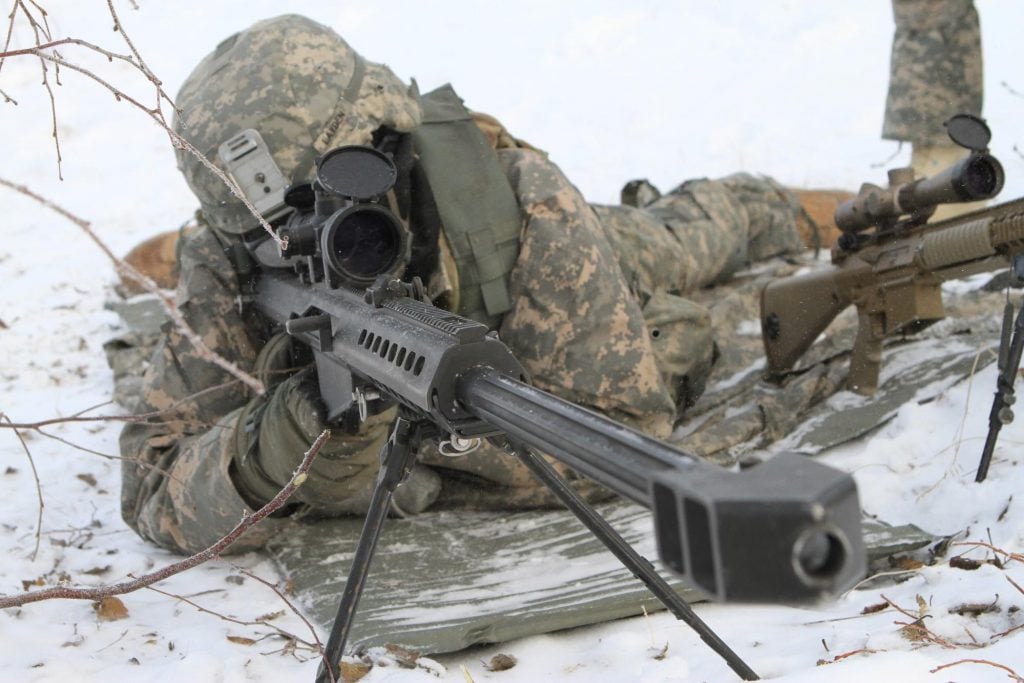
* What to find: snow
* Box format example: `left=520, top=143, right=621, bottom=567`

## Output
left=2, top=1, right=1024, bottom=681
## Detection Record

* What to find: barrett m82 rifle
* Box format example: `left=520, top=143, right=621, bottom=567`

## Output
left=762, top=115, right=1024, bottom=395
left=221, top=130, right=865, bottom=682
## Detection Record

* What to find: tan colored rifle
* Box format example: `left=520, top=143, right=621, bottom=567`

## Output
left=761, top=115, right=1024, bottom=394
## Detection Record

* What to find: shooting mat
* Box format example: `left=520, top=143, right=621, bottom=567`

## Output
left=266, top=503, right=933, bottom=655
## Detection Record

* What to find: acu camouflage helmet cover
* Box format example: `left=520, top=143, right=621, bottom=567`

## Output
left=173, top=14, right=422, bottom=235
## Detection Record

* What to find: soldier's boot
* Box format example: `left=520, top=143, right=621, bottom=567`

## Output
left=119, top=219, right=200, bottom=295
left=790, top=188, right=856, bottom=250
left=620, top=179, right=662, bottom=208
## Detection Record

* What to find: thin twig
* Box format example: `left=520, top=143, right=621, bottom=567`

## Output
left=13, top=1, right=62, bottom=177
left=0, top=430, right=329, bottom=609
left=9, top=45, right=279, bottom=245
left=235, top=567, right=332, bottom=680
left=953, top=541, right=1024, bottom=565
left=0, top=1, right=19, bottom=75
left=0, top=177, right=266, bottom=395
left=144, top=585, right=320, bottom=651
left=104, top=0, right=176, bottom=115
left=1, top=414, right=44, bottom=561
left=0, top=366, right=302, bottom=431
left=930, top=658, right=1024, bottom=681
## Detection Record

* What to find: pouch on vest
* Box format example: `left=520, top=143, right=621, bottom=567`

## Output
left=412, top=85, right=522, bottom=328
left=642, top=290, right=716, bottom=414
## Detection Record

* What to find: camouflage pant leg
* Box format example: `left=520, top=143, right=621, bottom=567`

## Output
left=883, top=0, right=982, bottom=145
left=495, top=148, right=676, bottom=439
left=716, top=173, right=805, bottom=261
left=593, top=174, right=801, bottom=412
left=595, top=173, right=802, bottom=295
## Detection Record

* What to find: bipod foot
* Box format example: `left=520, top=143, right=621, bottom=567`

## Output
left=317, top=416, right=426, bottom=683
left=511, top=443, right=759, bottom=681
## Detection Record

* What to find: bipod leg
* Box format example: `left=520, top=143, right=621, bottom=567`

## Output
left=976, top=255, right=1024, bottom=482
left=317, top=416, right=422, bottom=683
left=976, top=296, right=1024, bottom=482
left=511, top=443, right=759, bottom=681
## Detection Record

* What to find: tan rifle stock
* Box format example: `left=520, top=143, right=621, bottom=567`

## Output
left=761, top=197, right=1024, bottom=394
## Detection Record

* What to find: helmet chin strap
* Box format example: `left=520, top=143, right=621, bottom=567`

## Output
left=307, top=52, right=368, bottom=169
left=287, top=52, right=370, bottom=187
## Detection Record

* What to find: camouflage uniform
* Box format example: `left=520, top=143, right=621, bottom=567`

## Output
left=883, top=0, right=984, bottom=218
left=119, top=15, right=804, bottom=554
left=882, top=0, right=983, bottom=147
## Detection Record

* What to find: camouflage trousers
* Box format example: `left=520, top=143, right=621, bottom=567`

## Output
left=883, top=0, right=982, bottom=146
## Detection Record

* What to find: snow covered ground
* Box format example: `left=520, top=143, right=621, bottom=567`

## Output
left=2, top=2, right=1024, bottom=681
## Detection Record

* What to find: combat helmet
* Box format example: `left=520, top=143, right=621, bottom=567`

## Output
left=173, top=14, right=421, bottom=235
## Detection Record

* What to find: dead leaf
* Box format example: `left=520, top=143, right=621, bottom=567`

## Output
left=891, top=556, right=925, bottom=570
left=82, top=566, right=111, bottom=576
left=649, top=644, right=669, bottom=661
left=94, top=597, right=129, bottom=621
left=860, top=602, right=888, bottom=615
left=76, top=473, right=97, bottom=487
left=485, top=653, right=518, bottom=671
left=915, top=594, right=929, bottom=614
left=384, top=643, right=420, bottom=668
left=950, top=601, right=1000, bottom=617
left=256, top=610, right=284, bottom=622
left=340, top=660, right=372, bottom=682
left=226, top=635, right=256, bottom=646
left=4, top=466, right=17, bottom=475
left=224, top=575, right=244, bottom=585
left=899, top=621, right=929, bottom=642
left=950, top=556, right=982, bottom=570
left=21, top=577, right=44, bottom=591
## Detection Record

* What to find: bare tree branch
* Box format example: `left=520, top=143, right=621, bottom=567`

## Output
left=930, top=658, right=1024, bottom=682
left=0, top=8, right=281, bottom=247
left=0, top=177, right=266, bottom=395
left=953, top=541, right=1024, bottom=565
left=1, top=414, right=44, bottom=561
left=0, top=430, right=329, bottom=609
left=235, top=565, right=330, bottom=676
left=0, top=366, right=303, bottom=431
left=7, top=0, right=63, bottom=176
left=104, top=0, right=175, bottom=115
left=144, top=585, right=320, bottom=652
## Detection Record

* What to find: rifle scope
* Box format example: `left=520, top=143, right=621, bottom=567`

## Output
left=277, top=146, right=411, bottom=288
left=835, top=152, right=1004, bottom=234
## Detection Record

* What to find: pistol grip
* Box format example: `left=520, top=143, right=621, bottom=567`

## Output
left=847, top=310, right=883, bottom=394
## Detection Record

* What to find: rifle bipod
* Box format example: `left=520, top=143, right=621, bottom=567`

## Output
left=315, top=415, right=758, bottom=683
left=976, top=254, right=1024, bottom=482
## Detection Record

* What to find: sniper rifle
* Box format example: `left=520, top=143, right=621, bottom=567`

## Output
left=762, top=115, right=1023, bottom=394
left=221, top=131, right=866, bottom=682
